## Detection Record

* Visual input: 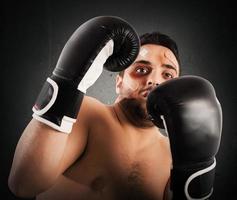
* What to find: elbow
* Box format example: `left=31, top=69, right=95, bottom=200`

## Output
left=8, top=174, right=35, bottom=198
left=8, top=177, right=17, bottom=197
left=8, top=161, right=59, bottom=198
left=8, top=172, right=46, bottom=198
left=8, top=176, right=27, bottom=198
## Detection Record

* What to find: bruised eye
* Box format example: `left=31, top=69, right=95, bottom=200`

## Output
left=135, top=66, right=150, bottom=75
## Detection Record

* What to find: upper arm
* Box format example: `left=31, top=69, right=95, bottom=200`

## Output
left=58, top=96, right=103, bottom=172
left=8, top=96, right=102, bottom=197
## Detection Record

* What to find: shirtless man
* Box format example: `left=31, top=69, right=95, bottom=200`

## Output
left=8, top=16, right=222, bottom=200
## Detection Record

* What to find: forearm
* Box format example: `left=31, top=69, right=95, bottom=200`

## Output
left=8, top=119, right=68, bottom=198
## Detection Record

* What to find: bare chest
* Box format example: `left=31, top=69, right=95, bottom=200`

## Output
left=63, top=118, right=171, bottom=199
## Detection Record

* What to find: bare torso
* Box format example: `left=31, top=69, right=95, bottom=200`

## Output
left=36, top=98, right=171, bottom=200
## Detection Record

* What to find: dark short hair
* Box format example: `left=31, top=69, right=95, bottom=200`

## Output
left=140, top=32, right=180, bottom=65
left=119, top=32, right=181, bottom=76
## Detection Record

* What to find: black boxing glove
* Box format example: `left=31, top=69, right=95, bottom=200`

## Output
left=147, top=76, right=222, bottom=199
left=32, top=16, right=140, bottom=133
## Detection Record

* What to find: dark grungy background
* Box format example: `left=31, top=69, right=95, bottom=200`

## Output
left=2, top=0, right=236, bottom=199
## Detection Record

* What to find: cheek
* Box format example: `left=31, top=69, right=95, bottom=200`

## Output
left=129, top=74, right=147, bottom=86
left=122, top=74, right=143, bottom=91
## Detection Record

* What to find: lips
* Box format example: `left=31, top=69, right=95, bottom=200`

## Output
left=142, top=91, right=149, bottom=97
left=141, top=88, right=153, bottom=98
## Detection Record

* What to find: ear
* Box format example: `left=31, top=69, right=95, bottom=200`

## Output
left=115, top=74, right=123, bottom=94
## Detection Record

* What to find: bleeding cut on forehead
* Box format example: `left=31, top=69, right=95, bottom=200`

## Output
left=114, top=44, right=180, bottom=128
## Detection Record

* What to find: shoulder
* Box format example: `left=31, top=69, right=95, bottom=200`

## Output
left=158, top=132, right=172, bottom=163
left=80, top=96, right=108, bottom=115
left=161, top=135, right=172, bottom=165
left=77, top=96, right=113, bottom=125
left=70, top=96, right=108, bottom=141
left=81, top=95, right=104, bottom=109
left=159, top=133, right=170, bottom=149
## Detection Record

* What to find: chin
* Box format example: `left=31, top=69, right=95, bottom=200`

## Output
left=118, top=97, right=154, bottom=128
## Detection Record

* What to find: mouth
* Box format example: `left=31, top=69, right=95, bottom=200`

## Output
left=141, top=88, right=153, bottom=98
left=142, top=91, right=149, bottom=98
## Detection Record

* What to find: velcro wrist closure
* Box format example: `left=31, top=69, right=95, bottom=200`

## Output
left=32, top=76, right=84, bottom=134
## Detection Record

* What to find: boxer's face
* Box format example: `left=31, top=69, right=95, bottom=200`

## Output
left=116, top=44, right=180, bottom=101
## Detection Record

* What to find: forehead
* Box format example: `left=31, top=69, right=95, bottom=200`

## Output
left=123, top=44, right=179, bottom=74
left=137, top=44, right=178, bottom=64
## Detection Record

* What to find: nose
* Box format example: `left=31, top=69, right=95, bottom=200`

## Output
left=146, top=70, right=160, bottom=86
left=147, top=81, right=159, bottom=86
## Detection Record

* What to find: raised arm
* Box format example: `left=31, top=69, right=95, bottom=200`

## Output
left=8, top=16, right=140, bottom=198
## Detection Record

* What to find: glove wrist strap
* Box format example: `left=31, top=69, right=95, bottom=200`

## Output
left=170, top=158, right=216, bottom=200
left=32, top=75, right=84, bottom=133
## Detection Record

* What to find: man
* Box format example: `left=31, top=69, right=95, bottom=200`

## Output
left=8, top=16, right=222, bottom=200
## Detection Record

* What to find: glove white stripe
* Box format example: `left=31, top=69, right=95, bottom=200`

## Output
left=32, top=113, right=76, bottom=134
left=161, top=115, right=216, bottom=200
left=184, top=158, right=216, bottom=200
left=32, top=77, right=58, bottom=115
left=78, top=39, right=114, bottom=93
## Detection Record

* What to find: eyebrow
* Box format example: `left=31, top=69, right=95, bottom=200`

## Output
left=133, top=60, right=178, bottom=74
left=163, top=64, right=178, bottom=74
left=133, top=60, right=152, bottom=66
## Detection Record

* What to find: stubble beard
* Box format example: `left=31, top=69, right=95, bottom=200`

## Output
left=118, top=97, right=155, bottom=128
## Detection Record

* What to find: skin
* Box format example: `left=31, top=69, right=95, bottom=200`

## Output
left=8, top=44, right=179, bottom=200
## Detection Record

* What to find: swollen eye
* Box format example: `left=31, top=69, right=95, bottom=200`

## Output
left=136, top=67, right=149, bottom=74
